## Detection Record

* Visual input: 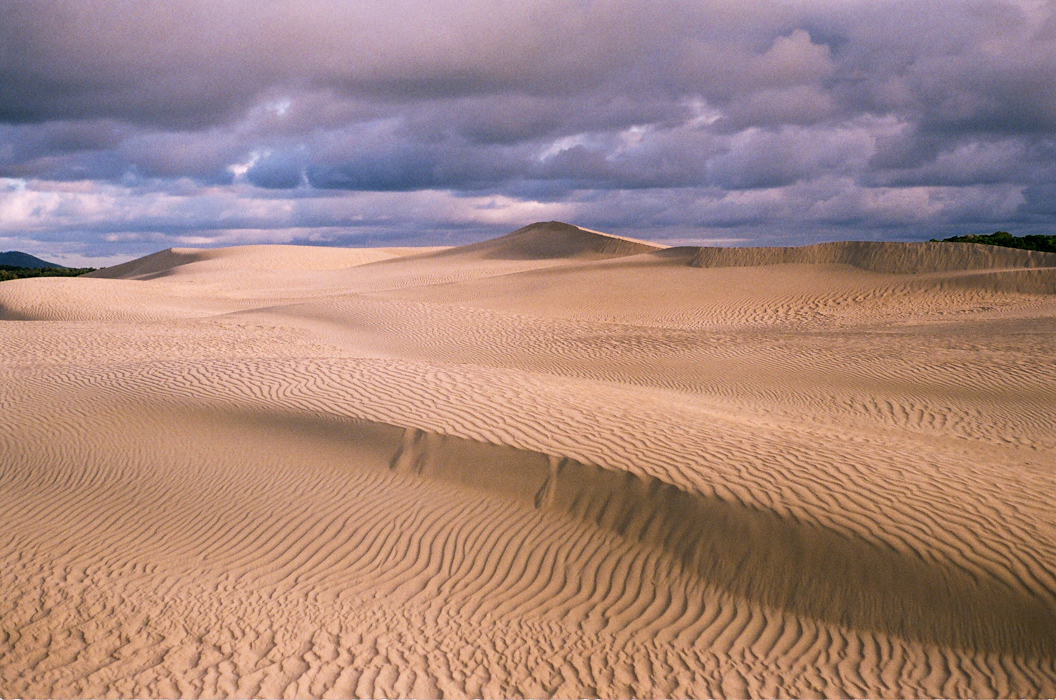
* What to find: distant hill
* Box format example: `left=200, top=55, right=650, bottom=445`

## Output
left=0, top=251, right=65, bottom=268
left=935, top=231, right=1056, bottom=254
left=0, top=251, right=96, bottom=282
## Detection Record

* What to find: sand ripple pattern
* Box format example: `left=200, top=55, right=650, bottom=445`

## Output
left=2, top=226, right=1055, bottom=697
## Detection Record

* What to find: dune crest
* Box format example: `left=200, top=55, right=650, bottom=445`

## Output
left=2, top=223, right=1055, bottom=698
left=687, top=239, right=1056, bottom=273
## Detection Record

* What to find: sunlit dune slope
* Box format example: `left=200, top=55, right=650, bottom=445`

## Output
left=2, top=222, right=1055, bottom=698
left=88, top=244, right=439, bottom=280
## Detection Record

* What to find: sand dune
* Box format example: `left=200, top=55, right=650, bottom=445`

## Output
left=688, top=239, right=1056, bottom=273
left=433, top=221, right=666, bottom=260
left=88, top=244, right=437, bottom=280
left=2, top=222, right=1055, bottom=698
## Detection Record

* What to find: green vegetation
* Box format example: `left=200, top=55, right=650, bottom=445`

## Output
left=0, top=265, right=96, bottom=282
left=932, top=231, right=1056, bottom=253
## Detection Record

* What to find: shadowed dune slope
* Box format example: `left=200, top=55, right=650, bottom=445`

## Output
left=439, top=221, right=666, bottom=260
left=389, top=425, right=1056, bottom=656
left=86, top=247, right=212, bottom=280
left=687, top=239, right=1056, bottom=273
left=2, top=223, right=1055, bottom=698
left=378, top=244, right=1056, bottom=329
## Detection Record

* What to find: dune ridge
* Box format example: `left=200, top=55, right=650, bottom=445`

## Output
left=687, top=239, right=1056, bottom=273
left=2, top=222, right=1055, bottom=698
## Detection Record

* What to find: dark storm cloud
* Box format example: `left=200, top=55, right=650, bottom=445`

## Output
left=0, top=1, right=676, bottom=126
left=1, top=0, right=1055, bottom=261
left=11, top=1, right=1047, bottom=134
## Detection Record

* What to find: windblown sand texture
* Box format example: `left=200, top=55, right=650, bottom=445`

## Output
left=2, top=221, right=1055, bottom=698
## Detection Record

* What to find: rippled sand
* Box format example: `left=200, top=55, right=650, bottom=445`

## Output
left=2, top=222, right=1055, bottom=698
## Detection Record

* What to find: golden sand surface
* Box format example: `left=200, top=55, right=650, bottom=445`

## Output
left=2, top=222, right=1055, bottom=698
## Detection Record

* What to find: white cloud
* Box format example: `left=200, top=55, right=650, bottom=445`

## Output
left=228, top=150, right=267, bottom=181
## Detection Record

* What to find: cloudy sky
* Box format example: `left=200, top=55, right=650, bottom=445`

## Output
left=2, top=1, right=1055, bottom=264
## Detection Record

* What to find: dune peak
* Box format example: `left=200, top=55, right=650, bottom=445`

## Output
left=441, top=221, right=665, bottom=261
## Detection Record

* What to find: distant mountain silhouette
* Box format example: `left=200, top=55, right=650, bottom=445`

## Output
left=0, top=251, right=65, bottom=268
